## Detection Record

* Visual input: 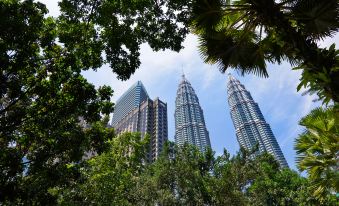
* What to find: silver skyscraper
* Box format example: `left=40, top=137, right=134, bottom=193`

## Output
left=175, top=74, right=211, bottom=152
left=227, top=74, right=288, bottom=168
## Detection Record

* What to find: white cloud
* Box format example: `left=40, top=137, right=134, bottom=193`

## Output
left=82, top=34, right=220, bottom=103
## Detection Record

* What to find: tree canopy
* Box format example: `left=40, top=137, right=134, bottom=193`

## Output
left=0, top=0, right=188, bottom=204
left=56, top=142, right=337, bottom=205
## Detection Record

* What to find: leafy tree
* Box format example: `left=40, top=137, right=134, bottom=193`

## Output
left=0, top=0, right=188, bottom=204
left=249, top=168, right=317, bottom=206
left=188, top=0, right=339, bottom=103
left=212, top=148, right=335, bottom=206
left=136, top=143, right=331, bottom=206
left=134, top=142, right=179, bottom=205
left=57, top=0, right=189, bottom=80
left=56, top=139, right=336, bottom=205
left=135, top=144, right=216, bottom=206
left=295, top=106, right=339, bottom=202
left=55, top=132, right=149, bottom=205
left=210, top=148, right=253, bottom=206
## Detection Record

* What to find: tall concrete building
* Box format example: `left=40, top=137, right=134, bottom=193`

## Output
left=227, top=74, right=288, bottom=168
left=112, top=81, right=168, bottom=162
left=174, top=74, right=211, bottom=152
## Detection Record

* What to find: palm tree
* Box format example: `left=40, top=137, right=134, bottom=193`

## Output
left=190, top=0, right=339, bottom=103
left=294, top=106, right=339, bottom=201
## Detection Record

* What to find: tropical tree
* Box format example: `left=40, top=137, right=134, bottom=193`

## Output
left=54, top=132, right=149, bottom=205
left=134, top=143, right=330, bottom=206
left=55, top=139, right=336, bottom=205
left=295, top=106, right=339, bottom=202
left=188, top=0, right=339, bottom=103
left=247, top=167, right=335, bottom=206
left=0, top=0, right=188, bottom=204
left=135, top=143, right=216, bottom=206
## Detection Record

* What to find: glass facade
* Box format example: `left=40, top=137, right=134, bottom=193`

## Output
left=112, top=81, right=149, bottom=126
left=113, top=82, right=168, bottom=162
left=227, top=74, right=288, bottom=168
left=175, top=74, right=211, bottom=152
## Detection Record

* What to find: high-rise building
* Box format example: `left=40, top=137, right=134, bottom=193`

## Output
left=227, top=74, right=288, bottom=168
left=112, top=81, right=168, bottom=162
left=174, top=74, right=211, bottom=152
left=112, top=81, right=149, bottom=126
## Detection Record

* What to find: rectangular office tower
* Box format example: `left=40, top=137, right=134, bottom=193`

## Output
left=112, top=81, right=168, bottom=162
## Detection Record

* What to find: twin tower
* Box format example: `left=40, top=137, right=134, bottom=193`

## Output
left=112, top=74, right=288, bottom=167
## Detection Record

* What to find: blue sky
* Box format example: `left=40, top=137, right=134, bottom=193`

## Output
left=42, top=0, right=338, bottom=170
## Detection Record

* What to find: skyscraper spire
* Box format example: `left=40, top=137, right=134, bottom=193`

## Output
left=228, top=73, right=236, bottom=81
left=227, top=75, right=288, bottom=168
left=175, top=75, right=211, bottom=152
left=181, top=65, right=185, bottom=79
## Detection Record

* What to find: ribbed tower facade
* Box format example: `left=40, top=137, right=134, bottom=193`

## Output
left=227, top=74, right=288, bottom=168
left=175, top=74, right=211, bottom=152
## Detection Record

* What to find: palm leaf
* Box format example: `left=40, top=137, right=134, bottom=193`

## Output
left=294, top=106, right=339, bottom=200
left=190, top=0, right=225, bottom=33
left=291, top=0, right=339, bottom=40
left=198, top=29, right=268, bottom=77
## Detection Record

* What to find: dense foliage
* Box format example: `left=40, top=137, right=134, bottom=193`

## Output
left=55, top=132, right=150, bottom=205
left=56, top=140, right=336, bottom=205
left=0, top=0, right=188, bottom=204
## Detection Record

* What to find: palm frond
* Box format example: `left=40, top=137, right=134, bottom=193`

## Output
left=294, top=106, right=339, bottom=200
left=190, top=0, right=225, bottom=33
left=290, top=0, right=339, bottom=40
left=198, top=29, right=268, bottom=77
